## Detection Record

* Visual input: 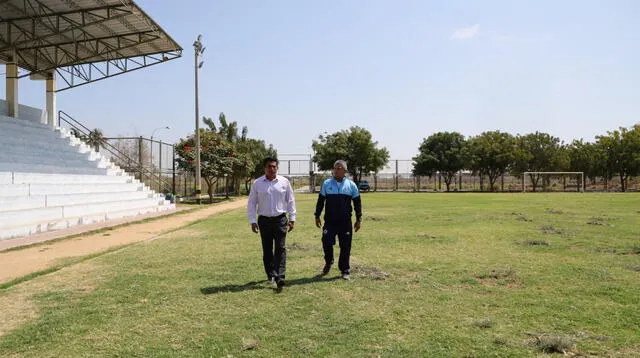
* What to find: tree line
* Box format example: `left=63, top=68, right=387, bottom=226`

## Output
left=172, top=116, right=640, bottom=197
left=311, top=125, right=640, bottom=193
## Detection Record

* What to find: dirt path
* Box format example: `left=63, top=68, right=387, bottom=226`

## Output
left=0, top=199, right=248, bottom=285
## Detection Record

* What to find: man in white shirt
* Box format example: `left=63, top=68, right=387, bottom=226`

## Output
left=247, top=157, right=296, bottom=291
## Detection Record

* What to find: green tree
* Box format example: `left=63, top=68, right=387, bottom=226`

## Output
left=513, top=132, right=567, bottom=192
left=567, top=139, right=607, bottom=185
left=237, top=137, right=277, bottom=193
left=464, top=131, right=517, bottom=192
left=596, top=125, right=640, bottom=192
left=71, top=128, right=106, bottom=152
left=412, top=132, right=466, bottom=192
left=203, top=112, right=253, bottom=195
left=202, top=112, right=278, bottom=195
left=312, top=126, right=389, bottom=184
left=175, top=130, right=239, bottom=203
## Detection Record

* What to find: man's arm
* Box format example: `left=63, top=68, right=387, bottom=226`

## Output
left=285, top=180, right=296, bottom=232
left=314, top=193, right=326, bottom=228
left=247, top=180, right=259, bottom=233
left=352, top=181, right=362, bottom=232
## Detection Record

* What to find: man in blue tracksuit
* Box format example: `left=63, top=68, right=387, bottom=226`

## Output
left=314, top=160, right=362, bottom=280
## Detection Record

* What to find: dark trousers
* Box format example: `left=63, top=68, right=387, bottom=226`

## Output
left=258, top=214, right=288, bottom=280
left=321, top=222, right=352, bottom=274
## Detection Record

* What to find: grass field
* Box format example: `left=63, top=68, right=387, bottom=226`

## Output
left=1, top=193, right=639, bottom=357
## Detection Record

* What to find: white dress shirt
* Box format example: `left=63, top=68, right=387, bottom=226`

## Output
left=247, top=175, right=297, bottom=224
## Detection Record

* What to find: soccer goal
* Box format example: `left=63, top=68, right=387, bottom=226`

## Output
left=522, top=172, right=584, bottom=192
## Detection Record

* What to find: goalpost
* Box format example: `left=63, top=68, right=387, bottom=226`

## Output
left=522, top=172, right=584, bottom=192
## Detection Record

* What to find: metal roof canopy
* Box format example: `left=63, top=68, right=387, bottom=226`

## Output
left=0, top=0, right=182, bottom=91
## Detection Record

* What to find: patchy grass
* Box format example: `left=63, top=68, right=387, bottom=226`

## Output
left=531, top=334, right=574, bottom=354
left=472, top=318, right=494, bottom=329
left=520, top=239, right=550, bottom=246
left=1, top=193, right=639, bottom=357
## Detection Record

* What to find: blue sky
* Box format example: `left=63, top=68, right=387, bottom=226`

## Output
left=3, top=0, right=640, bottom=159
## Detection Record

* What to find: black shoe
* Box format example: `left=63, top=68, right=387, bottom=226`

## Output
left=322, top=264, right=331, bottom=276
left=275, top=279, right=285, bottom=292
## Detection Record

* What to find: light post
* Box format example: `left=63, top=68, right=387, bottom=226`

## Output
left=151, top=125, right=170, bottom=142
left=224, top=173, right=229, bottom=199
left=150, top=126, right=170, bottom=162
left=194, top=34, right=206, bottom=204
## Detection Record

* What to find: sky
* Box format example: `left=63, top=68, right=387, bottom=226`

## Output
left=2, top=0, right=640, bottom=159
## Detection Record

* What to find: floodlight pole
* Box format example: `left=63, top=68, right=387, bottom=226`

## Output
left=150, top=125, right=170, bottom=166
left=194, top=35, right=204, bottom=204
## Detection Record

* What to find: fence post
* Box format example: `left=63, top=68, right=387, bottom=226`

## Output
left=394, top=160, right=399, bottom=191
left=158, top=140, right=163, bottom=193
left=172, top=145, right=176, bottom=195
left=138, top=136, right=143, bottom=181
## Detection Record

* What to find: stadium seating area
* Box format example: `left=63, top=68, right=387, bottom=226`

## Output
left=0, top=106, right=175, bottom=241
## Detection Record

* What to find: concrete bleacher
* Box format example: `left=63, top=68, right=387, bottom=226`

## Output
left=0, top=107, right=175, bottom=241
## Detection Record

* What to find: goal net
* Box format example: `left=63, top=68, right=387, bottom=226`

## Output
left=522, top=172, right=584, bottom=192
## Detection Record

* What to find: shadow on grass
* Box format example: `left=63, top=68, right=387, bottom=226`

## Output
left=200, top=275, right=342, bottom=295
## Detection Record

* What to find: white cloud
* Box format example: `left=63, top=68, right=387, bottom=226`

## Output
left=451, top=24, right=480, bottom=40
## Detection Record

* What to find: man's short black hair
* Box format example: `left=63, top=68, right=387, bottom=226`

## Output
left=263, top=157, right=279, bottom=167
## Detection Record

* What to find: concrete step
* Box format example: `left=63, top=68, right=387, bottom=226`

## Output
left=30, top=182, right=144, bottom=195
left=0, top=191, right=154, bottom=212
left=0, top=197, right=169, bottom=229
left=8, top=172, right=133, bottom=185
left=0, top=201, right=175, bottom=240
left=0, top=115, right=53, bottom=130
left=0, top=182, right=145, bottom=197
left=0, top=162, right=109, bottom=175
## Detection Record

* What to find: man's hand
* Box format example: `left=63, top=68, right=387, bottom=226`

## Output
left=315, top=217, right=322, bottom=228
left=251, top=223, right=259, bottom=233
left=288, top=221, right=295, bottom=232
left=354, top=220, right=361, bottom=232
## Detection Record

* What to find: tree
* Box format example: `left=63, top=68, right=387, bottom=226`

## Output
left=312, top=126, right=389, bottom=183
left=175, top=130, right=239, bottom=203
left=464, top=131, right=517, bottom=191
left=193, top=112, right=277, bottom=196
left=513, top=132, right=567, bottom=192
left=237, top=137, right=277, bottom=193
left=71, top=128, right=106, bottom=152
left=596, top=125, right=640, bottom=192
left=203, top=112, right=251, bottom=195
left=412, top=132, right=466, bottom=192
left=567, top=139, right=606, bottom=185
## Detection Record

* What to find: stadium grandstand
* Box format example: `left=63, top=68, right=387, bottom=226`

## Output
left=0, top=0, right=182, bottom=240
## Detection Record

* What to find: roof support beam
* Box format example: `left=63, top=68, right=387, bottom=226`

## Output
left=0, top=0, right=182, bottom=91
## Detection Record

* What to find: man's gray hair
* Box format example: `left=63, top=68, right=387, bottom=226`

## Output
left=333, top=160, right=348, bottom=172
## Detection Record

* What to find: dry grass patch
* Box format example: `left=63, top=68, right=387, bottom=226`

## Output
left=511, top=212, right=533, bottom=222
left=0, top=260, right=110, bottom=338
left=351, top=264, right=389, bottom=280
left=297, top=338, right=317, bottom=354
left=520, top=239, right=550, bottom=246
left=241, top=337, right=260, bottom=351
left=546, top=208, right=565, bottom=215
left=289, top=242, right=316, bottom=252
left=539, top=226, right=563, bottom=234
left=529, top=334, right=575, bottom=354
left=476, top=266, right=521, bottom=287
left=471, top=318, right=494, bottom=329
left=625, top=265, right=640, bottom=272
left=0, top=292, right=38, bottom=338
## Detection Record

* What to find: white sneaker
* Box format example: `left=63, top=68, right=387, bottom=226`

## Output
left=342, top=273, right=350, bottom=280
